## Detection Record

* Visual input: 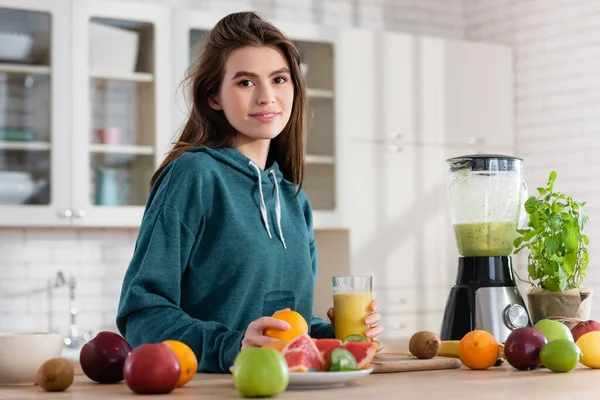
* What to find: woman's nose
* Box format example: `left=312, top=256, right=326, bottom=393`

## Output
left=256, top=85, right=276, bottom=105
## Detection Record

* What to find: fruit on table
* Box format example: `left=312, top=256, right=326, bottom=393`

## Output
left=409, top=331, right=441, bottom=359
left=575, top=331, right=600, bottom=368
left=233, top=348, right=289, bottom=398
left=459, top=330, right=500, bottom=370
left=329, top=348, right=358, bottom=371
left=539, top=339, right=582, bottom=373
left=438, top=340, right=461, bottom=358
left=264, top=310, right=309, bottom=342
left=342, top=342, right=377, bottom=369
left=504, top=327, right=547, bottom=370
left=534, top=319, right=574, bottom=342
left=281, top=333, right=325, bottom=372
left=314, top=338, right=343, bottom=370
left=571, top=320, right=600, bottom=342
left=36, top=358, right=74, bottom=392
left=79, top=331, right=133, bottom=383
left=342, top=334, right=369, bottom=343
left=162, top=340, right=198, bottom=387
left=124, top=343, right=180, bottom=394
left=262, top=340, right=289, bottom=352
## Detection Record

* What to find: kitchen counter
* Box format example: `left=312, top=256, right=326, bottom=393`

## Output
left=2, top=365, right=600, bottom=400
left=3, top=339, right=600, bottom=399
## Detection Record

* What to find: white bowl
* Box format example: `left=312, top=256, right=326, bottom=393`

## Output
left=0, top=32, right=34, bottom=62
left=0, top=332, right=64, bottom=386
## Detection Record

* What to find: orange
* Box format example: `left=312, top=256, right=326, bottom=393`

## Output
left=163, top=340, right=198, bottom=387
left=459, top=330, right=499, bottom=370
left=263, top=310, right=309, bottom=342
left=262, top=340, right=289, bottom=352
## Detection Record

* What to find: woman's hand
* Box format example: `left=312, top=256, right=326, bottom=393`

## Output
left=241, top=308, right=291, bottom=350
left=326, top=300, right=384, bottom=352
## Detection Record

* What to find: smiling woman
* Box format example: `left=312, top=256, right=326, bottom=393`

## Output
left=115, top=11, right=384, bottom=374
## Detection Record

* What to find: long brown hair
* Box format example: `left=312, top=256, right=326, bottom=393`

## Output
left=151, top=11, right=307, bottom=191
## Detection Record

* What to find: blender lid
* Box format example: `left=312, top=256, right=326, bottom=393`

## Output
left=446, top=154, right=523, bottom=172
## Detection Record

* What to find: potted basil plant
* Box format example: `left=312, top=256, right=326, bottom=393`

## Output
left=513, top=171, right=592, bottom=328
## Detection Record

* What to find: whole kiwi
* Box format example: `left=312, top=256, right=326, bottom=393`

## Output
left=36, top=357, right=75, bottom=392
left=409, top=331, right=442, bottom=359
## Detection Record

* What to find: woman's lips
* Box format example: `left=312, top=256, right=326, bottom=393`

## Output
left=249, top=112, right=281, bottom=123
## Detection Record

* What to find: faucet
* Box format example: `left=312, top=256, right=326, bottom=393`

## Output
left=63, top=275, right=92, bottom=349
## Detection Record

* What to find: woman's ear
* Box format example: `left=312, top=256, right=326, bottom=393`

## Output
left=209, top=95, right=223, bottom=111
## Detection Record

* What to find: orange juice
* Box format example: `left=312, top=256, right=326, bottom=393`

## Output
left=333, top=291, right=372, bottom=340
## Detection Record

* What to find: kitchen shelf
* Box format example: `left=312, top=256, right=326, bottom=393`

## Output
left=0, top=141, right=51, bottom=151
left=90, top=143, right=154, bottom=155
left=89, top=71, right=154, bottom=82
left=306, top=88, right=333, bottom=99
left=0, top=63, right=51, bottom=75
left=306, top=154, right=335, bottom=164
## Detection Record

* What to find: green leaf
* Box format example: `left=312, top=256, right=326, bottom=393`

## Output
left=548, top=171, right=557, bottom=189
left=524, top=229, right=537, bottom=241
left=524, top=197, right=538, bottom=214
left=581, top=251, right=589, bottom=271
left=578, top=208, right=587, bottom=231
left=562, top=221, right=580, bottom=252
left=545, top=235, right=561, bottom=256
left=513, top=237, right=524, bottom=248
left=538, top=187, right=548, bottom=196
left=548, top=213, right=562, bottom=230
left=528, top=263, right=538, bottom=280
left=530, top=211, right=540, bottom=230
left=583, top=235, right=589, bottom=245
left=563, top=252, right=577, bottom=276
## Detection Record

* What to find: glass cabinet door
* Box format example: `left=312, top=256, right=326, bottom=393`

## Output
left=71, top=0, right=170, bottom=226
left=0, top=0, right=70, bottom=226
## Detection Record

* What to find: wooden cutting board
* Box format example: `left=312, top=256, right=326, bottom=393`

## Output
left=370, top=353, right=462, bottom=374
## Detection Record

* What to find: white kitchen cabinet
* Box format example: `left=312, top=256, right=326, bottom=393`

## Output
left=171, top=10, right=346, bottom=229
left=0, top=0, right=171, bottom=227
left=0, top=0, right=71, bottom=226
left=70, top=0, right=171, bottom=226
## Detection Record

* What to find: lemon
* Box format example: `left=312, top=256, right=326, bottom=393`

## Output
left=539, top=339, right=582, bottom=373
left=576, top=331, right=600, bottom=368
left=233, top=348, right=289, bottom=398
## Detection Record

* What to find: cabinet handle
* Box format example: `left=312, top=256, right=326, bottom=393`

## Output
left=391, top=322, right=406, bottom=330
left=73, top=209, right=87, bottom=218
left=58, top=209, right=72, bottom=218
left=384, top=132, right=402, bottom=139
left=384, top=145, right=402, bottom=154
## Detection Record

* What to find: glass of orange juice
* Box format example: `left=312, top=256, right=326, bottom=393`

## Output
left=332, top=276, right=373, bottom=341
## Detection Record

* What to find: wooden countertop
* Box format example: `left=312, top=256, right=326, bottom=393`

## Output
left=3, top=365, right=600, bottom=400
left=3, top=340, right=600, bottom=399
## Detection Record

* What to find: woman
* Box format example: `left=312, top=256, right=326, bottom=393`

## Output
left=116, top=11, right=383, bottom=373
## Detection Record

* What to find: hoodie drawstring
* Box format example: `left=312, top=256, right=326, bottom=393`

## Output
left=249, top=161, right=272, bottom=239
left=270, top=170, right=287, bottom=249
left=248, top=161, right=286, bottom=249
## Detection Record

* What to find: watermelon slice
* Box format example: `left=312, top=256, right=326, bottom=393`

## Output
left=343, top=342, right=377, bottom=369
left=314, top=339, right=343, bottom=370
left=281, top=334, right=325, bottom=372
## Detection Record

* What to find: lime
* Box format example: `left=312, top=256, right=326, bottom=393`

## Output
left=539, top=339, right=582, bottom=373
left=342, top=334, right=369, bottom=343
left=329, top=348, right=358, bottom=372
left=233, top=348, right=289, bottom=397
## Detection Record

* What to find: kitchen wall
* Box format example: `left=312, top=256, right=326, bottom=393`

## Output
left=0, top=0, right=466, bottom=335
left=464, top=0, right=600, bottom=315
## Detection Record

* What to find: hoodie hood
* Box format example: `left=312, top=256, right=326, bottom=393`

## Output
left=186, top=146, right=287, bottom=249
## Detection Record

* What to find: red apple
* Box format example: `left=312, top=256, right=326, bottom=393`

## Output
left=504, top=327, right=547, bottom=371
left=571, top=320, right=600, bottom=342
left=80, top=331, right=132, bottom=383
left=124, top=343, right=180, bottom=394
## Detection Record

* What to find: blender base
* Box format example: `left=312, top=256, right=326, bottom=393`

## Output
left=440, top=256, right=530, bottom=343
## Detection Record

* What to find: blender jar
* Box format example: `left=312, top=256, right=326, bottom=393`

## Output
left=446, top=154, right=526, bottom=257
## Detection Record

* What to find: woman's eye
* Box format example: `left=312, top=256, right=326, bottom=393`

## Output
left=238, top=79, right=254, bottom=87
left=273, top=76, right=287, bottom=84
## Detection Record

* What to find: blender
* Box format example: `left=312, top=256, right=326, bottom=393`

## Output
left=440, top=154, right=530, bottom=343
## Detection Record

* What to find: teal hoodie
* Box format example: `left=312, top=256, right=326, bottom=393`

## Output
left=116, top=146, right=333, bottom=373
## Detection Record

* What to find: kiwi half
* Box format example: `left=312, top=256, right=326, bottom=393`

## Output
left=36, top=357, right=74, bottom=392
left=409, top=331, right=442, bottom=359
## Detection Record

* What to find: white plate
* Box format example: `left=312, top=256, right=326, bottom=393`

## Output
left=230, top=367, right=373, bottom=390
left=287, top=369, right=373, bottom=390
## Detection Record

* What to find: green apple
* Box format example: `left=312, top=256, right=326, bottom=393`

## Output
left=534, top=319, right=574, bottom=342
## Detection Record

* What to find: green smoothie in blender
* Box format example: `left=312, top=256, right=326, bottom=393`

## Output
left=454, top=221, right=517, bottom=256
